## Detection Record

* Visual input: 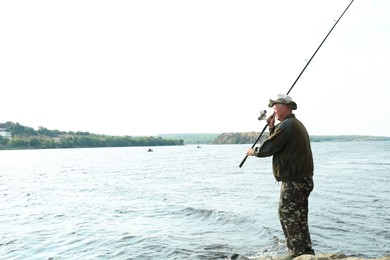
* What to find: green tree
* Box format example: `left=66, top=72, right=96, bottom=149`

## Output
left=10, top=137, right=29, bottom=148
left=0, top=136, right=9, bottom=146
left=29, top=138, right=42, bottom=148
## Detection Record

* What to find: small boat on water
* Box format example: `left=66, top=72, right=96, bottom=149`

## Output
left=148, top=148, right=153, bottom=152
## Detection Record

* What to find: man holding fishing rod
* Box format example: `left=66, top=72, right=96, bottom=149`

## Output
left=246, top=94, right=314, bottom=259
left=240, top=1, right=355, bottom=258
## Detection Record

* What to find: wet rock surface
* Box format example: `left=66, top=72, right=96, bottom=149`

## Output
left=229, top=253, right=390, bottom=260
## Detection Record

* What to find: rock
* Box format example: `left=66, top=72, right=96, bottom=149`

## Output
left=253, top=253, right=390, bottom=260
left=213, top=132, right=268, bottom=144
left=296, top=253, right=390, bottom=260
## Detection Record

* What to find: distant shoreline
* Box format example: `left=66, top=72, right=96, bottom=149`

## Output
left=309, top=135, right=390, bottom=142
left=161, top=133, right=390, bottom=145
left=2, top=121, right=389, bottom=149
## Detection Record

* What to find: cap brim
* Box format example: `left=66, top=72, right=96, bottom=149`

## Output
left=268, top=100, right=297, bottom=110
left=268, top=99, right=276, bottom=108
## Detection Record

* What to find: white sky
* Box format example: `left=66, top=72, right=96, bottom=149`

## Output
left=1, top=0, right=389, bottom=137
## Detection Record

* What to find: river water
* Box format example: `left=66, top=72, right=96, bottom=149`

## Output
left=0, top=142, right=389, bottom=259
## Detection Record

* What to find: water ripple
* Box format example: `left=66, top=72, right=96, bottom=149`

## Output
left=0, top=143, right=389, bottom=259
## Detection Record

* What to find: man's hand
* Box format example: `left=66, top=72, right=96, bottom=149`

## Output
left=266, top=115, right=275, bottom=128
left=247, top=148, right=255, bottom=156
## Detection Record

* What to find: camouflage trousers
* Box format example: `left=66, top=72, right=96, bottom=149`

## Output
left=279, top=176, right=314, bottom=257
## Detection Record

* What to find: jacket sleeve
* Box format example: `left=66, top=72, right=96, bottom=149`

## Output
left=254, top=121, right=290, bottom=157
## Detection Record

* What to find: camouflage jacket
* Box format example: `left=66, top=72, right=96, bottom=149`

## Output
left=254, top=114, right=314, bottom=181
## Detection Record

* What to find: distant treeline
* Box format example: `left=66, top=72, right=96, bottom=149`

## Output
left=309, top=135, right=390, bottom=142
left=0, top=122, right=183, bottom=150
left=159, top=133, right=221, bottom=144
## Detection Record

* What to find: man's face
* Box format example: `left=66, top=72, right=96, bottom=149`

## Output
left=272, top=103, right=288, bottom=121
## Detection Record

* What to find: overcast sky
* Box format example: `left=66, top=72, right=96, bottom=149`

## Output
left=1, top=0, right=389, bottom=137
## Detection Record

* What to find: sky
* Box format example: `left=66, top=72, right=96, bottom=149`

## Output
left=1, top=0, right=389, bottom=137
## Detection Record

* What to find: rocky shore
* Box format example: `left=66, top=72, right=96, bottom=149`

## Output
left=280, top=253, right=389, bottom=260
left=230, top=253, right=390, bottom=260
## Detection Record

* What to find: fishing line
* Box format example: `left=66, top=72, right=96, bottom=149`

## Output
left=239, top=0, right=355, bottom=168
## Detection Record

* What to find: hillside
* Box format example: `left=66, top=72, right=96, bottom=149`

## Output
left=0, top=122, right=184, bottom=150
left=213, top=132, right=269, bottom=144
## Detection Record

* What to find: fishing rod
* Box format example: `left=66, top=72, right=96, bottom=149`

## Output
left=239, top=0, right=355, bottom=168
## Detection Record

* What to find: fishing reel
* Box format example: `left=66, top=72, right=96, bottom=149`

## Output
left=258, top=110, right=267, bottom=121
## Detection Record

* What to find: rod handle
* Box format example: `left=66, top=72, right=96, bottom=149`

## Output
left=239, top=123, right=269, bottom=168
left=239, top=155, right=248, bottom=168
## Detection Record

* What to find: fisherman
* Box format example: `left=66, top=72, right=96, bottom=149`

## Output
left=246, top=94, right=315, bottom=259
